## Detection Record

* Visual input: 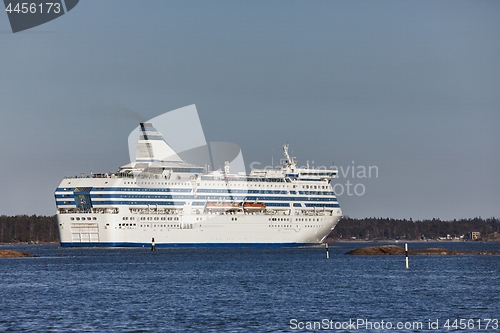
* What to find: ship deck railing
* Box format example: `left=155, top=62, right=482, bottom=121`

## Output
left=129, top=208, right=183, bottom=215
left=63, top=173, right=135, bottom=179
left=58, top=208, right=119, bottom=214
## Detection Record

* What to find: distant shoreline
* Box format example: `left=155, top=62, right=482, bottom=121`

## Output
left=326, top=239, right=500, bottom=243
left=1, top=215, right=498, bottom=244
left=2, top=239, right=499, bottom=248
left=346, top=245, right=500, bottom=255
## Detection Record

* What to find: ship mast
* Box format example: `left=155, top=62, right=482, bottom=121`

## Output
left=282, top=144, right=297, bottom=171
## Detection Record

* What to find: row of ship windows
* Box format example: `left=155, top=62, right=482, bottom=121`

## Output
left=118, top=223, right=322, bottom=230
left=122, top=216, right=180, bottom=221
left=213, top=183, right=331, bottom=189
left=269, top=217, right=323, bottom=222
left=270, top=217, right=290, bottom=222
left=107, top=195, right=336, bottom=200
left=120, top=217, right=324, bottom=223
left=123, top=182, right=190, bottom=186
left=210, top=197, right=337, bottom=202
left=61, top=183, right=330, bottom=193
left=298, top=191, right=334, bottom=195
left=118, top=222, right=322, bottom=229
left=59, top=201, right=339, bottom=208
left=61, top=196, right=338, bottom=202
left=200, top=177, right=285, bottom=182
left=59, top=192, right=335, bottom=198
left=143, top=225, right=179, bottom=228
left=118, top=223, right=180, bottom=228
left=97, top=187, right=191, bottom=192
left=142, top=217, right=178, bottom=221
left=70, top=217, right=97, bottom=221
left=197, top=189, right=287, bottom=194
left=94, top=182, right=329, bottom=192
left=117, top=195, right=188, bottom=198
left=70, top=216, right=325, bottom=223
left=197, top=190, right=334, bottom=195
left=268, top=225, right=321, bottom=228
left=210, top=183, right=329, bottom=189
left=58, top=197, right=338, bottom=204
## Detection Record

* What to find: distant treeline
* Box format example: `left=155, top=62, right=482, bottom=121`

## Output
left=0, top=215, right=58, bottom=243
left=1, top=215, right=499, bottom=244
left=329, top=216, right=500, bottom=240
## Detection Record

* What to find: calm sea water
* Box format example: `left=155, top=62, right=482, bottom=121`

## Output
left=1, top=242, right=499, bottom=332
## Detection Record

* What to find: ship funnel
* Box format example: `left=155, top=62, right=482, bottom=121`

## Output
left=135, top=123, right=183, bottom=162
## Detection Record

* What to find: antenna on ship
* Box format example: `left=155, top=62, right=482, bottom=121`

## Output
left=271, top=148, right=274, bottom=169
left=283, top=144, right=295, bottom=167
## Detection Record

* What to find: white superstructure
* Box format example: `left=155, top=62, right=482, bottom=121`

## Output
left=55, top=123, right=342, bottom=247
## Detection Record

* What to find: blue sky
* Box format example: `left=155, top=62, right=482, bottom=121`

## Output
left=1, top=0, right=499, bottom=219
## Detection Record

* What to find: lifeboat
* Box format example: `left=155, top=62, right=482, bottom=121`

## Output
left=242, top=202, right=266, bottom=211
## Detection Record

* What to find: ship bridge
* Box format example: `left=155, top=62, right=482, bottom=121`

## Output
left=250, top=144, right=338, bottom=181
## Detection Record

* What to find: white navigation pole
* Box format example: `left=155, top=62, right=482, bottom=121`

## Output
left=405, top=243, right=409, bottom=269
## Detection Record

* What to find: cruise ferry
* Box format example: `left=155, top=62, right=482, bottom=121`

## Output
left=55, top=123, right=342, bottom=247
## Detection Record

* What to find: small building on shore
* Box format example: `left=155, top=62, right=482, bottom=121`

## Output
left=468, top=231, right=481, bottom=240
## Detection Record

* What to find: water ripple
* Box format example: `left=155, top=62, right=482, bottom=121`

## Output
left=1, top=243, right=499, bottom=332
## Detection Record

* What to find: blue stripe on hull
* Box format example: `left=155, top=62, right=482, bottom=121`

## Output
left=60, top=242, right=313, bottom=248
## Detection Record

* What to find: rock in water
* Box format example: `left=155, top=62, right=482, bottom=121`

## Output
left=0, top=250, right=35, bottom=258
left=346, top=245, right=405, bottom=255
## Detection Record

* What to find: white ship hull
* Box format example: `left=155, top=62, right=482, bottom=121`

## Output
left=57, top=211, right=341, bottom=248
